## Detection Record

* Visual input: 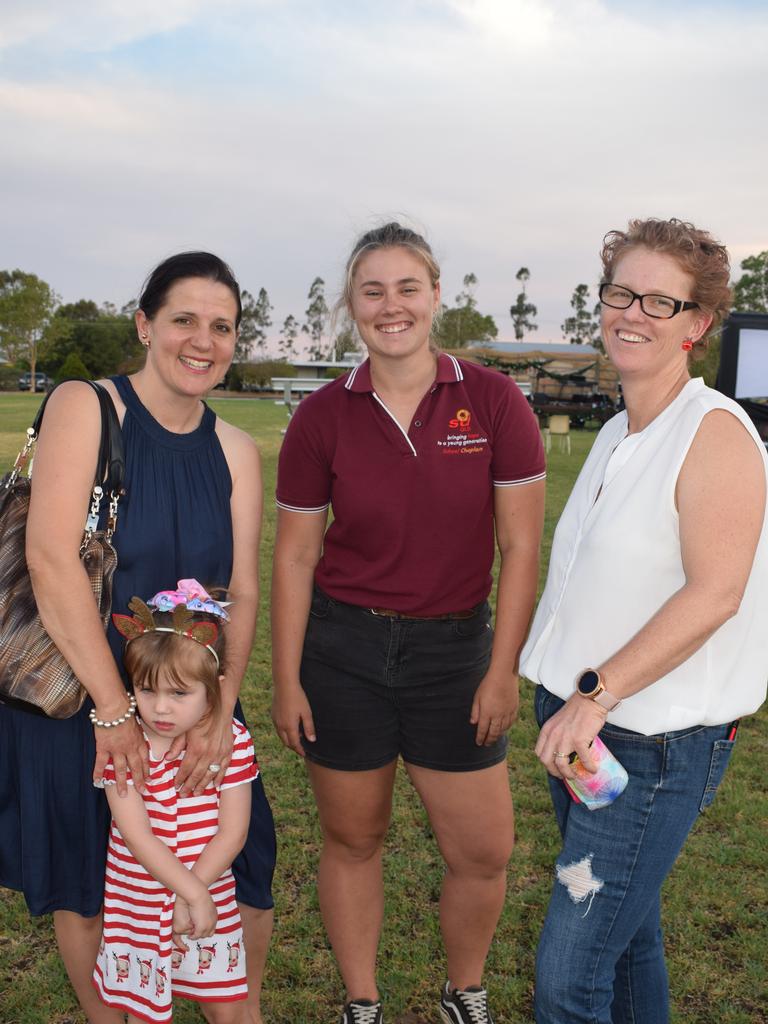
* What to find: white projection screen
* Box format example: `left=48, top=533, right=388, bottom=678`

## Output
left=734, top=328, right=768, bottom=398
left=718, top=313, right=768, bottom=401
left=717, top=313, right=768, bottom=444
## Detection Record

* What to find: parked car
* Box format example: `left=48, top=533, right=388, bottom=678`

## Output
left=18, top=372, right=54, bottom=392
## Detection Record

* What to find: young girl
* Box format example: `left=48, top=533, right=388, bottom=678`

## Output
left=92, top=580, right=256, bottom=1024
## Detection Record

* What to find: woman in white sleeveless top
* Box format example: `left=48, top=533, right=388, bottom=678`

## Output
left=521, top=218, right=768, bottom=1024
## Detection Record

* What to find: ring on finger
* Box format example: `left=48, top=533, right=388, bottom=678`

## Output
left=208, top=762, right=221, bottom=773
left=553, top=750, right=569, bottom=760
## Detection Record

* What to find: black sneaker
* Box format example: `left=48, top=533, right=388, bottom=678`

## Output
left=439, top=981, right=495, bottom=1024
left=340, top=998, right=383, bottom=1024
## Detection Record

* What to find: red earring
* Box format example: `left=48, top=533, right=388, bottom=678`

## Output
left=681, top=339, right=694, bottom=351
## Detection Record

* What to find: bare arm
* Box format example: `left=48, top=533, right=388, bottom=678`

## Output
left=105, top=785, right=216, bottom=938
left=25, top=382, right=148, bottom=793
left=271, top=507, right=327, bottom=755
left=536, top=409, right=766, bottom=775
left=471, top=479, right=545, bottom=745
left=173, top=424, right=262, bottom=795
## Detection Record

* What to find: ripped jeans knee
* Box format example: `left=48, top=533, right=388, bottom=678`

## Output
left=534, top=847, right=642, bottom=1024
left=555, top=853, right=604, bottom=916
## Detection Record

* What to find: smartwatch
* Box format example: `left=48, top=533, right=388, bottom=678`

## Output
left=576, top=669, right=622, bottom=711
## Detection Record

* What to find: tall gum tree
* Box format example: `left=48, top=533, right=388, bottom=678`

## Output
left=279, top=313, right=299, bottom=358
left=510, top=267, right=538, bottom=341
left=302, top=277, right=329, bottom=361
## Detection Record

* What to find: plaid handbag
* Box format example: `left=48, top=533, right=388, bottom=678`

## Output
left=0, top=381, right=125, bottom=718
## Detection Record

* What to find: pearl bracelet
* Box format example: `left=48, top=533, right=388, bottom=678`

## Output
left=89, top=693, right=138, bottom=729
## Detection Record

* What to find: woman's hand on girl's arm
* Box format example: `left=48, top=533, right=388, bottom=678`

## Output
left=94, top=714, right=149, bottom=796
left=472, top=480, right=545, bottom=745
left=271, top=507, right=326, bottom=756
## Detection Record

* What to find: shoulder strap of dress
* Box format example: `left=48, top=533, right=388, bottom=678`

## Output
left=111, top=375, right=134, bottom=406
left=201, top=401, right=216, bottom=431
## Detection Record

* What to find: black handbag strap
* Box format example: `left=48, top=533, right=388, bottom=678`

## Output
left=92, top=382, right=125, bottom=495
left=31, top=379, right=125, bottom=496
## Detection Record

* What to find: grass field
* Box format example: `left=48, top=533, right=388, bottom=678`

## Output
left=0, top=392, right=766, bottom=1024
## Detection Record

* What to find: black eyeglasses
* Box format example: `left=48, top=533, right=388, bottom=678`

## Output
left=599, top=283, right=699, bottom=320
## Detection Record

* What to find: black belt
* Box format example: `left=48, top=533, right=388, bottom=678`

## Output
left=369, top=606, right=477, bottom=621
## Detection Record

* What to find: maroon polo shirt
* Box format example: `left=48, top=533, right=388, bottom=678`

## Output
left=276, top=353, right=545, bottom=616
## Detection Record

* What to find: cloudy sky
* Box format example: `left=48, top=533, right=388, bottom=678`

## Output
left=1, top=0, right=766, bottom=348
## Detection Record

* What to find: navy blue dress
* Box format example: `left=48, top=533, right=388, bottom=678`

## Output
left=0, top=375, right=275, bottom=916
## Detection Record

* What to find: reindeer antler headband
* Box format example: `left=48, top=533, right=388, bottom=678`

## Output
left=112, top=579, right=229, bottom=668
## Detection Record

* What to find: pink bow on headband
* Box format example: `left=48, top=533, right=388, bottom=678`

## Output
left=148, top=579, right=230, bottom=621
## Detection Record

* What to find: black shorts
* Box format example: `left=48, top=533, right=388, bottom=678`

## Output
left=299, top=588, right=507, bottom=772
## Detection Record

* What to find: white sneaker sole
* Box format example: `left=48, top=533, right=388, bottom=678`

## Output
left=439, top=1000, right=491, bottom=1023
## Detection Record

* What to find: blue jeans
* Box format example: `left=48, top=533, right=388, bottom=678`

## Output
left=533, top=686, right=736, bottom=1024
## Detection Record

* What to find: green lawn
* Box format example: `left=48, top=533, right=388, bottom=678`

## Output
left=1, top=393, right=766, bottom=1024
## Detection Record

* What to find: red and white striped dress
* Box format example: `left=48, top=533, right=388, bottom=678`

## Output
left=92, top=718, right=257, bottom=1024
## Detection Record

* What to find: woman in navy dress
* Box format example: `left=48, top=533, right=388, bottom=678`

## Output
left=0, top=253, right=275, bottom=1024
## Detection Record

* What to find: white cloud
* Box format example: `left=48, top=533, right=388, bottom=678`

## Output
left=448, top=0, right=557, bottom=48
left=1, top=1, right=767, bottom=340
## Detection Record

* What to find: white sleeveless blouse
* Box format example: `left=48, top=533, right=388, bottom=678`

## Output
left=521, top=378, right=768, bottom=735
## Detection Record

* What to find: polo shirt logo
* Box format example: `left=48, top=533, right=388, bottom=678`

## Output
left=449, top=408, right=472, bottom=431
left=437, top=407, right=488, bottom=455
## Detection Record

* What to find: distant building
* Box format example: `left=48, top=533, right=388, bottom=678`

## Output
left=288, top=355, right=364, bottom=379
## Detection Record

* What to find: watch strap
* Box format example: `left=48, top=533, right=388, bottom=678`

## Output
left=593, top=688, right=622, bottom=711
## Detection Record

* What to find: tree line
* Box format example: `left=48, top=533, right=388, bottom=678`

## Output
left=2, top=253, right=767, bottom=388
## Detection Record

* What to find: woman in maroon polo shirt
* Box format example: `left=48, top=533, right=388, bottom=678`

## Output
left=271, top=222, right=545, bottom=1024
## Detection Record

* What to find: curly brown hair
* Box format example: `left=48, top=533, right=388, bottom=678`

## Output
left=600, top=218, right=732, bottom=351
